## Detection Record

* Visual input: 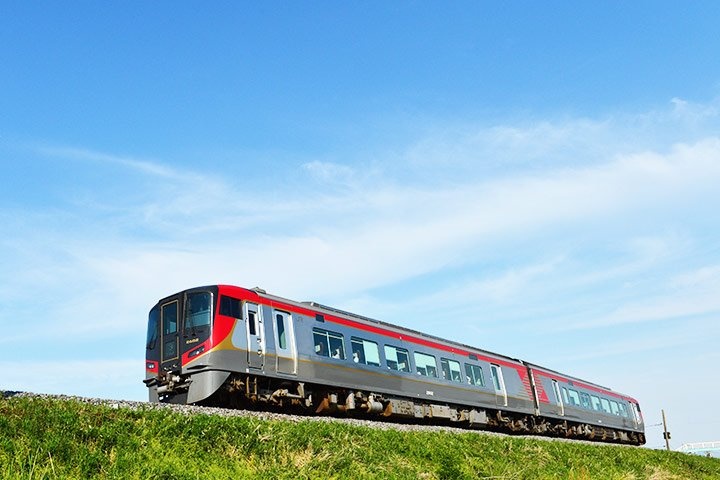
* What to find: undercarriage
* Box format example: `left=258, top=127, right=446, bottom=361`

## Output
left=191, top=373, right=645, bottom=446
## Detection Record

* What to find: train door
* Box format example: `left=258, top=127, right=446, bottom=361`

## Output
left=273, top=310, right=297, bottom=375
left=552, top=379, right=565, bottom=416
left=490, top=364, right=508, bottom=407
left=160, top=300, right=180, bottom=372
left=245, top=302, right=265, bottom=369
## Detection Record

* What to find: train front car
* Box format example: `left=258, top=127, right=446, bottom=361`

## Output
left=144, top=286, right=233, bottom=404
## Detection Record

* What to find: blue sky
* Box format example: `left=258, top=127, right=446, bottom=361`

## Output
left=2, top=2, right=720, bottom=451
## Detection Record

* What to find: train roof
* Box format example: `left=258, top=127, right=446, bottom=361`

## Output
left=251, top=288, right=530, bottom=365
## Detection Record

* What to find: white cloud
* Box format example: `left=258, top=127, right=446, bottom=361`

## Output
left=4, top=135, right=720, bottom=342
left=36, top=146, right=183, bottom=180
left=670, top=96, right=720, bottom=123
left=568, top=264, right=720, bottom=330
left=302, top=160, right=358, bottom=184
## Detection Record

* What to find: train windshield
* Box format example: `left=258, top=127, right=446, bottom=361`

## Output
left=184, top=291, right=212, bottom=330
left=147, top=306, right=159, bottom=349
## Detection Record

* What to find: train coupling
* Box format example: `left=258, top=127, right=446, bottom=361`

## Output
left=144, top=373, right=191, bottom=395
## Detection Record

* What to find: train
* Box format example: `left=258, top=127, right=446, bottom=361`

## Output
left=144, top=285, right=646, bottom=445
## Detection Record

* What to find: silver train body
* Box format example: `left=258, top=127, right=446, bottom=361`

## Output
left=144, top=285, right=646, bottom=444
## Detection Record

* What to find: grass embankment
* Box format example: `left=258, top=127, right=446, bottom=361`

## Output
left=1, top=395, right=718, bottom=479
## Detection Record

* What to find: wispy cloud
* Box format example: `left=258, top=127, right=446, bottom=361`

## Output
left=4, top=101, right=720, bottom=349
left=568, top=264, right=720, bottom=330
left=36, top=146, right=183, bottom=179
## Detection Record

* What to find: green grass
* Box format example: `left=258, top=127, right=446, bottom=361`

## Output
left=1, top=395, right=718, bottom=479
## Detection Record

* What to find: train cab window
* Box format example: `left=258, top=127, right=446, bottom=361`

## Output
left=414, top=352, right=438, bottom=377
left=464, top=363, right=485, bottom=387
left=384, top=345, right=411, bottom=372
left=313, top=328, right=345, bottom=359
left=591, top=395, right=602, bottom=411
left=618, top=403, right=629, bottom=418
left=568, top=389, right=581, bottom=407
left=610, top=400, right=621, bottom=416
left=351, top=337, right=380, bottom=366
left=147, top=306, right=159, bottom=349
left=162, top=302, right=178, bottom=335
left=161, top=301, right=178, bottom=360
left=440, top=358, right=462, bottom=383
left=184, top=292, right=212, bottom=329
left=220, top=295, right=242, bottom=319
left=600, top=398, right=611, bottom=413
left=580, top=392, right=592, bottom=409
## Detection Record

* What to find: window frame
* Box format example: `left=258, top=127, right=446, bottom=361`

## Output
left=561, top=386, right=570, bottom=404
left=413, top=351, right=438, bottom=378
left=184, top=291, right=213, bottom=330
left=160, top=300, right=179, bottom=361
left=147, top=306, right=159, bottom=349
left=579, top=392, right=592, bottom=409
left=440, top=358, right=463, bottom=383
left=384, top=344, right=411, bottom=372
left=312, top=328, right=346, bottom=360
left=567, top=388, right=581, bottom=407
left=162, top=301, right=178, bottom=335
left=275, top=312, right=288, bottom=350
left=350, top=337, right=381, bottom=366
left=219, top=295, right=242, bottom=319
left=464, top=363, right=485, bottom=387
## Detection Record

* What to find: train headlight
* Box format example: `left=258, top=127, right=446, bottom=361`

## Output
left=189, top=345, right=205, bottom=358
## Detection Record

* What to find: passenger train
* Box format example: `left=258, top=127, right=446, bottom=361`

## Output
left=144, top=285, right=645, bottom=444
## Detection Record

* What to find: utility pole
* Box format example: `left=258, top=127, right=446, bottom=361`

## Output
left=662, top=409, right=671, bottom=451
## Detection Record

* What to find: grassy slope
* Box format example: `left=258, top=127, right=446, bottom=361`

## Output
left=1, top=396, right=718, bottom=480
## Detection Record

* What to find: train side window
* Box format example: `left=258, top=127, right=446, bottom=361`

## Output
left=275, top=313, right=287, bottom=349
left=313, top=328, right=345, bottom=359
left=351, top=337, right=380, bottom=366
left=248, top=311, right=257, bottom=336
left=384, top=345, right=411, bottom=372
left=490, top=365, right=502, bottom=391
left=561, top=387, right=569, bottom=404
left=610, top=400, right=621, bottom=416
left=220, top=295, right=242, bottom=319
left=618, top=403, right=629, bottom=418
left=464, top=363, right=485, bottom=387
left=591, top=395, right=602, bottom=411
left=440, top=358, right=462, bottom=382
left=580, top=392, right=591, bottom=409
left=600, top=398, right=611, bottom=413
left=568, top=389, right=581, bottom=407
left=490, top=364, right=508, bottom=406
left=414, top=351, right=438, bottom=377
